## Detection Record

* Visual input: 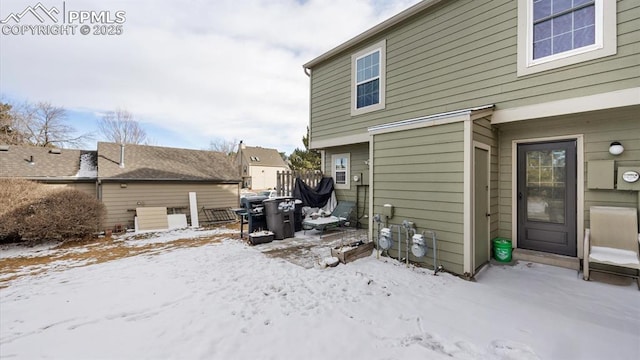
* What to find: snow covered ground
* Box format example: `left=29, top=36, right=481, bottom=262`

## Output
left=1, top=229, right=638, bottom=359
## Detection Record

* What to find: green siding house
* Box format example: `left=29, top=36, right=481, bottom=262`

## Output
left=303, top=0, right=640, bottom=277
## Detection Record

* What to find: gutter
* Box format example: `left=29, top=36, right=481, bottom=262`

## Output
left=368, top=105, right=495, bottom=133
left=97, top=178, right=242, bottom=184
left=0, top=176, right=97, bottom=182
left=303, top=0, right=443, bottom=69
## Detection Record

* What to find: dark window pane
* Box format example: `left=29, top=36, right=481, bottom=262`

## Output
left=533, top=39, right=552, bottom=59
left=553, top=0, right=573, bottom=14
left=574, top=5, right=595, bottom=28
left=574, top=25, right=595, bottom=48
left=553, top=33, right=573, bottom=53
left=534, top=20, right=552, bottom=41
left=534, top=0, right=551, bottom=21
left=356, top=79, right=380, bottom=108
left=552, top=13, right=572, bottom=35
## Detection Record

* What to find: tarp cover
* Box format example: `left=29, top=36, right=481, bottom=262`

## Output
left=293, top=177, right=334, bottom=208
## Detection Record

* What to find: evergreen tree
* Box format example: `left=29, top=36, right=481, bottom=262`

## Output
left=289, top=127, right=320, bottom=171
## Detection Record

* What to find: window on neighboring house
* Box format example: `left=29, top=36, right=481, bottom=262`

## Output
left=351, top=40, right=386, bottom=116
left=517, top=0, right=616, bottom=76
left=331, top=153, right=350, bottom=190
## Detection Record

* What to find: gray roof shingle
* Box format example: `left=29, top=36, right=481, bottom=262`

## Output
left=240, top=146, right=289, bottom=168
left=0, top=145, right=96, bottom=179
left=97, top=142, right=240, bottom=182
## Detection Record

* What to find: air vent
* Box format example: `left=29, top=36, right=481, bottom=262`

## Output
left=0, top=145, right=9, bottom=151
left=49, top=148, right=61, bottom=154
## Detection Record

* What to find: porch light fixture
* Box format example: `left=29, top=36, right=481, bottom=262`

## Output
left=609, top=142, right=624, bottom=156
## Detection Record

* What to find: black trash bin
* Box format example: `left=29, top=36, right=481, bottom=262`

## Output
left=263, top=198, right=296, bottom=240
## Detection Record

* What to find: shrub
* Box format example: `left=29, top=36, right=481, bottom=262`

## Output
left=0, top=180, right=105, bottom=243
left=0, top=178, right=51, bottom=217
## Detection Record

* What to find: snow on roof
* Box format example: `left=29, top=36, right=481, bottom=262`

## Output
left=75, top=152, right=97, bottom=178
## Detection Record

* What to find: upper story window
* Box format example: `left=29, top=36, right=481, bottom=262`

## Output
left=356, top=51, right=380, bottom=108
left=351, top=40, right=386, bottom=116
left=517, top=0, right=616, bottom=76
left=533, top=0, right=595, bottom=60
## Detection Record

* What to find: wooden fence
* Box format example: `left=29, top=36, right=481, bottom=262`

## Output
left=276, top=170, right=324, bottom=197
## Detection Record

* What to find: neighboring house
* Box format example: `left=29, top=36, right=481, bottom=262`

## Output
left=235, top=141, right=290, bottom=190
left=303, top=0, right=639, bottom=277
left=0, top=144, right=97, bottom=195
left=0, top=143, right=241, bottom=232
left=97, top=142, right=241, bottom=230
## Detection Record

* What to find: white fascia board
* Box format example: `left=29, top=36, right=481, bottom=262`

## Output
left=309, top=132, right=370, bottom=150
left=368, top=105, right=494, bottom=135
left=492, top=88, right=640, bottom=124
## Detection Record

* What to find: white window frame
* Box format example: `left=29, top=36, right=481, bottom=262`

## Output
left=516, top=0, right=616, bottom=77
left=331, top=153, right=350, bottom=190
left=351, top=39, right=386, bottom=116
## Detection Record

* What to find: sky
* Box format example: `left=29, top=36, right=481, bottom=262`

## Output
left=0, top=0, right=421, bottom=154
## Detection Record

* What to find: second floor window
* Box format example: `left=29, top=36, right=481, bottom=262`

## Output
left=533, top=0, right=595, bottom=60
left=516, top=0, right=616, bottom=76
left=356, top=50, right=380, bottom=108
left=351, top=40, right=386, bottom=115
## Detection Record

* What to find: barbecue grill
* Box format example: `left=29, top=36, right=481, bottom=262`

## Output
left=239, top=195, right=268, bottom=235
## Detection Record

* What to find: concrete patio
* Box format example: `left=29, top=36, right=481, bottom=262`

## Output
left=251, top=228, right=369, bottom=268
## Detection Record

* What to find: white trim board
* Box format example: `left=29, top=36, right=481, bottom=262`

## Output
left=492, top=88, right=640, bottom=124
left=311, top=106, right=495, bottom=150
left=463, top=119, right=473, bottom=275
left=368, top=105, right=494, bottom=135
left=310, top=133, right=370, bottom=150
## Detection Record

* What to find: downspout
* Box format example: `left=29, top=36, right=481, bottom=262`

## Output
left=303, top=66, right=311, bottom=77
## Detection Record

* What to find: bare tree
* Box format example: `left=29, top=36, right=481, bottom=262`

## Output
left=10, top=101, right=92, bottom=148
left=208, top=138, right=239, bottom=156
left=97, top=109, right=148, bottom=144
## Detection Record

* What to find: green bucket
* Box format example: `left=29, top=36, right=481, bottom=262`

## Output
left=492, top=238, right=512, bottom=263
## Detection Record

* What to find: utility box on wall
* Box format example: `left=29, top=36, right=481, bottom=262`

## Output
left=617, top=167, right=640, bottom=191
left=587, top=160, right=614, bottom=190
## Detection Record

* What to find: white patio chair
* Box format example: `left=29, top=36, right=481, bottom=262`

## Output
left=583, top=206, right=640, bottom=289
